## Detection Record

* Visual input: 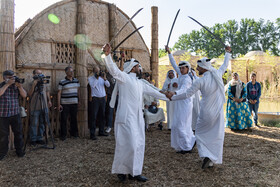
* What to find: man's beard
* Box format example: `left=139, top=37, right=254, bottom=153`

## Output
left=198, top=71, right=203, bottom=75
left=137, top=71, right=142, bottom=79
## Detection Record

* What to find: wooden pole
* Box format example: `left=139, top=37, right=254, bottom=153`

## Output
left=76, top=0, right=88, bottom=137
left=0, top=0, right=15, bottom=82
left=151, top=6, right=159, bottom=86
left=108, top=4, right=118, bottom=50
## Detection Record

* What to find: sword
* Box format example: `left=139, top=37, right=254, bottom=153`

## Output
left=109, top=8, right=143, bottom=45
left=188, top=16, right=227, bottom=48
left=167, top=9, right=180, bottom=47
left=112, top=26, right=144, bottom=52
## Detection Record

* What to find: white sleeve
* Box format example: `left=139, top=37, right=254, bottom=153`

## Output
left=104, top=55, right=126, bottom=83
left=172, top=79, right=201, bottom=101
left=143, top=82, right=169, bottom=101
left=218, top=52, right=231, bottom=75
left=168, top=54, right=181, bottom=75
left=104, top=79, right=110, bottom=87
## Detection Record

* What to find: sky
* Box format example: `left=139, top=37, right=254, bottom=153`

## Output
left=15, top=0, right=280, bottom=50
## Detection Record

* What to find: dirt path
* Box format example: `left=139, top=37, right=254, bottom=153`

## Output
left=0, top=125, right=279, bottom=186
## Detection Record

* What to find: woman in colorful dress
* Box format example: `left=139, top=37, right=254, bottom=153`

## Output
left=226, top=72, right=253, bottom=130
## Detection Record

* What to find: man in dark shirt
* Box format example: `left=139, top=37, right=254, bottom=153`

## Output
left=105, top=70, right=116, bottom=133
left=0, top=70, right=27, bottom=160
left=28, top=69, right=52, bottom=146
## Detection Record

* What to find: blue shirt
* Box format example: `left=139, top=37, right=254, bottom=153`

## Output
left=246, top=81, right=261, bottom=104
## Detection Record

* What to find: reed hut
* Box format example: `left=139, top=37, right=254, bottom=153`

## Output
left=0, top=0, right=158, bottom=138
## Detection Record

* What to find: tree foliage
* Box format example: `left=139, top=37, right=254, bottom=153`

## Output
left=173, top=18, right=280, bottom=58
left=158, top=48, right=167, bottom=58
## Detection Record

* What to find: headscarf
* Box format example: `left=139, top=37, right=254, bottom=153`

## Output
left=229, top=72, right=243, bottom=99
left=178, top=61, right=191, bottom=73
left=123, top=58, right=139, bottom=73
left=138, top=63, right=143, bottom=72
left=166, top=70, right=177, bottom=80
left=162, top=70, right=178, bottom=92
left=197, top=57, right=226, bottom=102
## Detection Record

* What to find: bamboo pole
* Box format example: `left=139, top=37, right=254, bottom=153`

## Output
left=151, top=6, right=159, bottom=86
left=108, top=3, right=118, bottom=50
left=0, top=0, right=15, bottom=82
left=76, top=0, right=88, bottom=137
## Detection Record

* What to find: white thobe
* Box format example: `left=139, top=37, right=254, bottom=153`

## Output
left=168, top=54, right=196, bottom=151
left=191, top=74, right=201, bottom=130
left=172, top=52, right=231, bottom=164
left=143, top=94, right=165, bottom=125
left=104, top=55, right=168, bottom=176
left=161, top=71, right=178, bottom=129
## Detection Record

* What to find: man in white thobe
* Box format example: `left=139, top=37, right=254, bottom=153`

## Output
left=166, top=46, right=196, bottom=154
left=161, top=70, right=178, bottom=130
left=190, top=69, right=201, bottom=131
left=167, top=46, right=232, bottom=169
left=102, top=44, right=168, bottom=182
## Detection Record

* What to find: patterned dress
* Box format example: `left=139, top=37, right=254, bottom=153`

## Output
left=226, top=82, right=253, bottom=130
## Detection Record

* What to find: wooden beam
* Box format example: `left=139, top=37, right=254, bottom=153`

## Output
left=16, top=63, right=93, bottom=70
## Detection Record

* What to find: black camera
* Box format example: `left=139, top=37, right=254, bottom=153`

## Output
left=14, top=76, right=25, bottom=84
left=100, top=70, right=105, bottom=77
left=33, top=74, right=50, bottom=84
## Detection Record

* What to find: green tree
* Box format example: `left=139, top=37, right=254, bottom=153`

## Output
left=158, top=48, right=167, bottom=58
left=173, top=18, right=280, bottom=58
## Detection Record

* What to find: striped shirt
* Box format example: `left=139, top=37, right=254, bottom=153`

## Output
left=58, top=77, right=80, bottom=104
left=0, top=82, right=20, bottom=117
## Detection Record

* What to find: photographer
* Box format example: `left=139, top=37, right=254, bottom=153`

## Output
left=28, top=69, right=52, bottom=146
left=0, top=70, right=26, bottom=160
left=88, top=66, right=110, bottom=140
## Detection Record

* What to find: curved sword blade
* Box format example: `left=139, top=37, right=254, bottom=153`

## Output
left=109, top=8, right=144, bottom=45
left=112, top=26, right=144, bottom=52
left=188, top=16, right=227, bottom=48
left=167, top=9, right=180, bottom=47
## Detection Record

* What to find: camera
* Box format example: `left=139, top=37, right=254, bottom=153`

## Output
left=14, top=76, right=25, bottom=84
left=33, top=74, right=50, bottom=85
left=100, top=70, right=105, bottom=77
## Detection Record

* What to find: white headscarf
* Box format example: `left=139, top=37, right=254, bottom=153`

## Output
left=123, top=58, right=139, bottom=73
left=178, top=61, right=191, bottom=73
left=165, top=70, right=177, bottom=80
left=197, top=57, right=226, bottom=102
left=139, top=63, right=143, bottom=72
left=229, top=73, right=243, bottom=99
left=162, top=70, right=178, bottom=92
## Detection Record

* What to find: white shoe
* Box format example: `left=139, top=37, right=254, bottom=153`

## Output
left=106, top=127, right=111, bottom=133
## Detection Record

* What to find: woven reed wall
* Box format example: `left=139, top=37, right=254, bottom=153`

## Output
left=0, top=0, right=15, bottom=82
left=13, top=0, right=151, bottom=138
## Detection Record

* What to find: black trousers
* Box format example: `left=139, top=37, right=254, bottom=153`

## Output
left=0, top=114, right=24, bottom=156
left=60, top=104, right=78, bottom=138
left=90, top=97, right=106, bottom=137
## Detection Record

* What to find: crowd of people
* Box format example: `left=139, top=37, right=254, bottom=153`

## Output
left=0, top=42, right=262, bottom=183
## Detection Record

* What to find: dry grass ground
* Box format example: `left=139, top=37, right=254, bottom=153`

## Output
left=0, top=125, right=279, bottom=187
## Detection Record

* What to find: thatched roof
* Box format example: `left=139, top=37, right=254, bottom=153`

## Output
left=15, top=0, right=149, bottom=53
left=244, top=51, right=267, bottom=58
